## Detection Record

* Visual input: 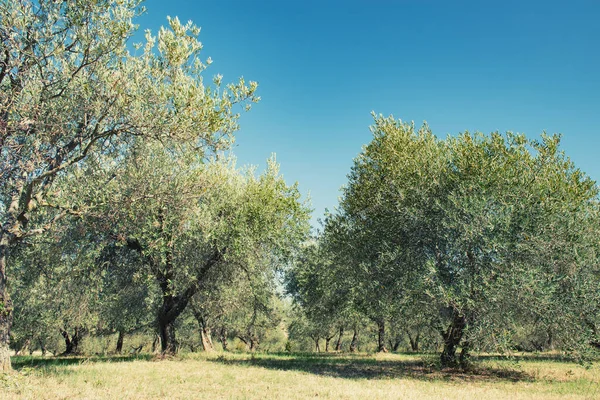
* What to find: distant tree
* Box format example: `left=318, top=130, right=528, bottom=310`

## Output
left=95, top=244, right=157, bottom=353
left=190, top=252, right=287, bottom=353
left=286, top=239, right=354, bottom=352
left=10, top=217, right=108, bottom=355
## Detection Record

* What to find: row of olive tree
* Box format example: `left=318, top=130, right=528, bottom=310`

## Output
left=287, top=114, right=600, bottom=367
left=0, top=0, right=311, bottom=371
left=9, top=142, right=309, bottom=356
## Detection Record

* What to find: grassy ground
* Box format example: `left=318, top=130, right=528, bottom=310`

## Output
left=1, top=352, right=599, bottom=399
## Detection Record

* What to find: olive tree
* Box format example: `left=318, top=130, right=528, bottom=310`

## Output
left=0, top=0, right=258, bottom=370
left=329, top=114, right=600, bottom=367
left=69, top=143, right=309, bottom=354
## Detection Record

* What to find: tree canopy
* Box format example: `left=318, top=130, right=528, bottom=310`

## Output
left=1, top=0, right=257, bottom=370
left=306, top=114, right=600, bottom=366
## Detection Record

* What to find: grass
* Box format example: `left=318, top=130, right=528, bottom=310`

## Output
left=1, top=352, right=599, bottom=399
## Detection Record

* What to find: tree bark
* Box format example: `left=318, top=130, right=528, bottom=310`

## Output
left=314, top=337, right=320, bottom=352
left=389, top=338, right=401, bottom=352
left=0, top=237, right=13, bottom=372
left=151, top=334, right=160, bottom=353
left=249, top=337, right=258, bottom=351
left=408, top=330, right=420, bottom=352
left=335, top=326, right=344, bottom=351
left=39, top=339, right=47, bottom=356
left=325, top=334, right=335, bottom=352
left=116, top=330, right=124, bottom=353
left=199, top=318, right=214, bottom=352
left=376, top=319, right=388, bottom=353
left=546, top=328, right=554, bottom=350
left=158, top=316, right=177, bottom=354
left=150, top=242, right=222, bottom=355
left=61, top=328, right=82, bottom=355
left=440, top=312, right=466, bottom=368
left=349, top=326, right=358, bottom=352
left=62, top=330, right=73, bottom=354
left=219, top=327, right=229, bottom=351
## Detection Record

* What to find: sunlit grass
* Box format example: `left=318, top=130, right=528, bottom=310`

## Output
left=1, top=352, right=599, bottom=399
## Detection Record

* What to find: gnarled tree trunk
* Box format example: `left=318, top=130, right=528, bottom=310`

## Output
left=61, top=327, right=83, bottom=355
left=125, top=237, right=223, bottom=356
left=158, top=304, right=179, bottom=355
left=335, top=326, right=344, bottom=351
left=407, top=330, right=420, bottom=352
left=39, top=339, right=47, bottom=356
left=440, top=312, right=466, bottom=368
left=0, top=238, right=13, bottom=372
left=238, top=334, right=259, bottom=352
left=199, top=317, right=214, bottom=352
left=325, top=333, right=336, bottom=352
left=376, top=319, right=388, bottom=353
left=151, top=334, right=160, bottom=353
left=349, top=326, right=358, bottom=352
left=249, top=336, right=258, bottom=351
left=116, top=330, right=124, bottom=353
left=389, top=338, right=401, bottom=352
left=219, top=327, right=229, bottom=351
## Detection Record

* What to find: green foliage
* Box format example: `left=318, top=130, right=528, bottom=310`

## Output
left=1, top=0, right=259, bottom=369
left=305, top=113, right=600, bottom=364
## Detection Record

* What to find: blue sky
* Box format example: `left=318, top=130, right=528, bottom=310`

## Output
left=139, top=0, right=600, bottom=228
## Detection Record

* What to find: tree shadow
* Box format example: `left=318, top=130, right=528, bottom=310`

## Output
left=12, top=354, right=153, bottom=371
left=209, top=353, right=533, bottom=383
left=475, top=353, right=577, bottom=363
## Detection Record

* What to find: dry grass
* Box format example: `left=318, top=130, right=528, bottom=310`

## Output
left=1, top=352, right=599, bottom=399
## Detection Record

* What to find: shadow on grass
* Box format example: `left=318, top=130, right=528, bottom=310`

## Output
left=475, top=353, right=576, bottom=363
left=12, top=354, right=153, bottom=371
left=209, top=353, right=534, bottom=383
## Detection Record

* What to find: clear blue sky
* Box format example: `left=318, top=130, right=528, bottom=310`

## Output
left=138, top=0, right=600, bottom=228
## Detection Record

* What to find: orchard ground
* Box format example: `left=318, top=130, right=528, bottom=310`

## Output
left=1, top=352, right=599, bottom=399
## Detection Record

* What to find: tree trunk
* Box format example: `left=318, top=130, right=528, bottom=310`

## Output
left=116, top=330, right=124, bottom=353
left=376, top=319, right=388, bottom=353
left=0, top=238, right=13, bottom=372
left=158, top=315, right=177, bottom=354
left=325, top=334, right=335, bottom=352
left=389, top=338, right=401, bottom=352
left=60, top=329, right=74, bottom=355
left=61, top=328, right=82, bottom=355
left=335, top=326, right=344, bottom=351
left=408, top=331, right=420, bottom=352
left=440, top=312, right=466, bottom=368
left=127, top=235, right=204, bottom=356
left=151, top=334, right=160, bottom=353
left=39, top=339, right=47, bottom=356
left=72, top=328, right=81, bottom=352
left=200, top=324, right=214, bottom=352
left=546, top=328, right=554, bottom=350
left=249, top=335, right=258, bottom=352
left=156, top=277, right=196, bottom=355
left=219, top=327, right=229, bottom=351
left=349, top=327, right=358, bottom=352
left=16, top=338, right=30, bottom=356
left=62, top=330, right=73, bottom=354
left=238, top=334, right=258, bottom=351
left=314, top=337, right=321, bottom=352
